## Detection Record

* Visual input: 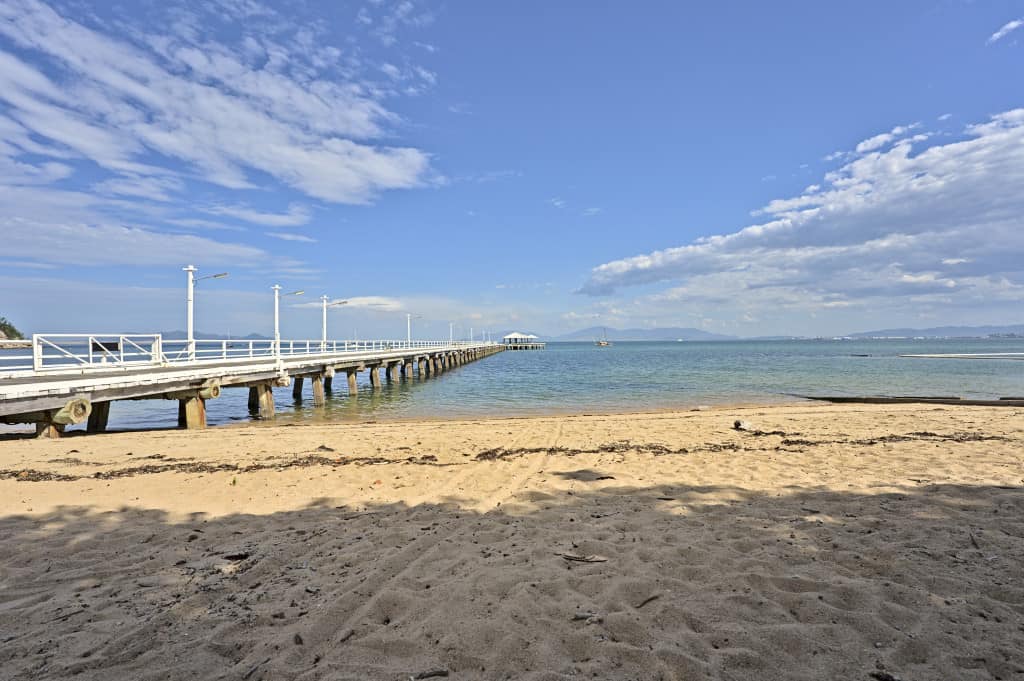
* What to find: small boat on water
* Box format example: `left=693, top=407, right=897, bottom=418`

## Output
left=595, top=328, right=612, bottom=347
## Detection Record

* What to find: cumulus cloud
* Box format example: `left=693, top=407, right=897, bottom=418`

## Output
left=988, top=18, right=1023, bottom=44
left=853, top=124, right=917, bottom=154
left=578, top=110, right=1024, bottom=322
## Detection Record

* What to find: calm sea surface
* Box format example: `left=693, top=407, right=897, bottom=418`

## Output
left=5, top=339, right=1024, bottom=432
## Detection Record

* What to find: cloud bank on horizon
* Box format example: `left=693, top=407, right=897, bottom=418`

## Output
left=577, top=109, right=1024, bottom=327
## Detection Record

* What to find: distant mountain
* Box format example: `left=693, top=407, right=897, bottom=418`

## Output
left=847, top=324, right=1024, bottom=338
left=554, top=326, right=736, bottom=341
left=158, top=330, right=272, bottom=340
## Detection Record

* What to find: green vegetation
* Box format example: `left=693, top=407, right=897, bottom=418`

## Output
left=0, top=317, right=25, bottom=340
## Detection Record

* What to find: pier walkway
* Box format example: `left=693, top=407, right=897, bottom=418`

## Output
left=0, top=335, right=503, bottom=437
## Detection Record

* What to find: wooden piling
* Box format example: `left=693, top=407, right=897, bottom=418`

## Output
left=404, top=360, right=413, bottom=378
left=312, top=374, right=325, bottom=407
left=292, top=376, right=305, bottom=401
left=35, top=421, right=64, bottom=439
left=86, top=401, right=111, bottom=433
left=180, top=396, right=207, bottom=429
left=257, top=383, right=275, bottom=419
left=324, top=375, right=333, bottom=393
left=418, top=358, right=427, bottom=377
left=248, top=386, right=259, bottom=413
left=369, top=365, right=382, bottom=388
left=388, top=363, right=399, bottom=382
left=347, top=369, right=358, bottom=394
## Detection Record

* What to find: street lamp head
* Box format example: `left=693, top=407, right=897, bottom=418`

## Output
left=210, top=272, right=228, bottom=279
left=290, top=290, right=305, bottom=297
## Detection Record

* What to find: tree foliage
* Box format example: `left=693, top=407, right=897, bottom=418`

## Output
left=0, top=317, right=24, bottom=340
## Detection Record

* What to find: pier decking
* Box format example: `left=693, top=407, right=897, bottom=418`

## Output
left=0, top=335, right=503, bottom=436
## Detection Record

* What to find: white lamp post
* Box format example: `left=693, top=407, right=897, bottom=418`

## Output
left=272, top=285, right=304, bottom=356
left=449, top=322, right=454, bottom=345
left=321, top=296, right=348, bottom=350
left=183, top=265, right=227, bottom=361
left=406, top=313, right=422, bottom=346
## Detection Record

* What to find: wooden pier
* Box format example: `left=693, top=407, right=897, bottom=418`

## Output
left=0, top=335, right=504, bottom=437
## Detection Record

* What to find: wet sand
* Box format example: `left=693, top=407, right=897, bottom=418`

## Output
left=1, top=403, right=1022, bottom=680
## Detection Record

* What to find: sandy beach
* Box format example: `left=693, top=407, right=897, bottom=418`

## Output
left=0, top=403, right=1022, bottom=680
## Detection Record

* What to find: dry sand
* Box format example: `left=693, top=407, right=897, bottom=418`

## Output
left=0, top=403, right=1022, bottom=680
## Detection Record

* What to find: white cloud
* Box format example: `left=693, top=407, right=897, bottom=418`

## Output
left=938, top=113, right=952, bottom=121
left=206, top=203, right=311, bottom=226
left=987, top=18, right=1023, bottom=44
left=548, top=197, right=566, bottom=209
left=94, top=175, right=184, bottom=202
left=582, top=207, right=602, bottom=217
left=578, top=109, right=1024, bottom=327
left=342, top=296, right=403, bottom=311
left=853, top=123, right=917, bottom=154
left=266, top=231, right=316, bottom=242
left=0, top=0, right=432, bottom=204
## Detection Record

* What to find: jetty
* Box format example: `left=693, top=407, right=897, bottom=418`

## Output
left=0, top=335, right=503, bottom=437
left=502, top=332, right=546, bottom=350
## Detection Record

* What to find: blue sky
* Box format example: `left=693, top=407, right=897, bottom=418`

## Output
left=1, top=0, right=1022, bottom=338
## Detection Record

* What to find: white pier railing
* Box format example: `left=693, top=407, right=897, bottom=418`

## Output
left=0, top=334, right=494, bottom=378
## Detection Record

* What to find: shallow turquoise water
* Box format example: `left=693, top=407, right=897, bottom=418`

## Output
left=45, top=338, right=1024, bottom=431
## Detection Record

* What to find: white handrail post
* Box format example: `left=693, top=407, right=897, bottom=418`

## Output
left=32, top=334, right=42, bottom=371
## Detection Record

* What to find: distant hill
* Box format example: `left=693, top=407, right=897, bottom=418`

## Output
left=158, top=330, right=272, bottom=340
left=554, top=326, right=736, bottom=341
left=847, top=324, right=1024, bottom=338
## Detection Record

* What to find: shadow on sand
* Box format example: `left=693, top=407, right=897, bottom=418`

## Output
left=1, top=479, right=1022, bottom=680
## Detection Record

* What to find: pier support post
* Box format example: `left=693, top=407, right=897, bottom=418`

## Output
left=324, top=376, right=333, bottom=393
left=257, top=383, right=275, bottom=419
left=369, top=365, right=382, bottom=388
left=248, top=386, right=259, bottom=413
left=404, top=360, right=413, bottom=378
left=86, top=401, right=111, bottom=433
left=179, top=396, right=207, bottom=429
left=292, top=376, right=305, bottom=401
left=35, top=421, right=64, bottom=439
left=347, top=369, right=358, bottom=394
left=418, top=358, right=427, bottom=377
left=312, top=374, right=325, bottom=407
left=388, top=363, right=399, bottom=382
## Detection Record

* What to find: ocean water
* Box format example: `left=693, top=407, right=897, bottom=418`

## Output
left=7, top=338, right=1023, bottom=432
